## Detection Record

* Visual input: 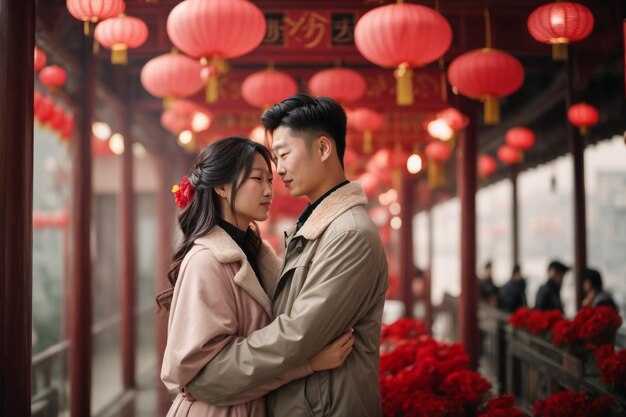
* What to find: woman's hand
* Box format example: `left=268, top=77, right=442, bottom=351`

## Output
left=310, top=330, right=354, bottom=371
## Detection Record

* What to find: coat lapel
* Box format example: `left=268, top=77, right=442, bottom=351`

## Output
left=194, top=226, right=279, bottom=318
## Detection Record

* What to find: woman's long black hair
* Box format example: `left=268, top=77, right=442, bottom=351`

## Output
left=156, top=136, right=273, bottom=309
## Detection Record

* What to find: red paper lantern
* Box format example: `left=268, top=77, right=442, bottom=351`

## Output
left=354, top=3, right=452, bottom=105
left=241, top=69, right=297, bottom=109
left=49, top=107, right=67, bottom=131
left=34, top=47, right=46, bottom=72
left=567, top=102, right=598, bottom=135
left=66, top=0, right=125, bottom=36
left=141, top=53, right=205, bottom=103
left=34, top=91, right=43, bottom=115
left=436, top=107, right=469, bottom=132
left=348, top=107, right=384, bottom=153
left=497, top=145, right=522, bottom=165
left=358, top=172, right=380, bottom=198
left=478, top=154, right=497, bottom=178
left=425, top=141, right=452, bottom=162
left=36, top=96, right=55, bottom=124
left=39, top=65, right=67, bottom=89
left=61, top=114, right=75, bottom=141
left=527, top=2, right=594, bottom=60
left=308, top=68, right=367, bottom=103
left=167, top=0, right=266, bottom=102
left=161, top=109, right=193, bottom=135
left=447, top=49, right=524, bottom=125
left=92, top=137, right=115, bottom=156
left=94, top=15, right=149, bottom=65
left=505, top=127, right=536, bottom=150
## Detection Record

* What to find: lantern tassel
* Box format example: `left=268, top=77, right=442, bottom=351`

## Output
left=84, top=21, right=95, bottom=37
left=483, top=96, right=500, bottom=125
left=579, top=126, right=589, bottom=136
left=364, top=130, right=373, bottom=154
left=111, top=45, right=128, bottom=65
left=212, top=58, right=228, bottom=74
left=428, top=161, right=445, bottom=189
left=206, top=75, right=219, bottom=103
left=552, top=43, right=568, bottom=61
left=163, top=97, right=173, bottom=110
left=394, top=64, right=414, bottom=106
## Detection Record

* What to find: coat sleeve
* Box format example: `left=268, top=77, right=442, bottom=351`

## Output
left=186, top=230, right=386, bottom=404
left=534, top=285, right=549, bottom=310
left=160, top=249, right=239, bottom=393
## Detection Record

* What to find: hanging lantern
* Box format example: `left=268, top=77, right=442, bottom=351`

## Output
left=425, top=141, right=452, bottom=189
left=308, top=68, right=367, bottom=103
left=354, top=2, right=452, bottom=105
left=497, top=145, right=523, bottom=165
left=436, top=107, right=469, bottom=132
left=527, top=2, right=594, bottom=61
left=61, top=114, right=75, bottom=141
left=167, top=0, right=266, bottom=103
left=161, top=109, right=193, bottom=135
left=505, top=127, right=536, bottom=150
left=567, top=102, right=598, bottom=136
left=242, top=68, right=297, bottom=109
left=34, top=47, right=46, bottom=72
left=140, top=52, right=205, bottom=107
left=94, top=15, right=149, bottom=65
left=478, top=154, right=497, bottom=178
left=34, top=91, right=43, bottom=115
left=36, top=96, right=56, bottom=124
left=426, top=117, right=454, bottom=141
left=347, top=107, right=384, bottom=153
left=39, top=65, right=67, bottom=90
left=448, top=49, right=524, bottom=124
left=49, top=107, right=67, bottom=131
left=66, top=0, right=126, bottom=36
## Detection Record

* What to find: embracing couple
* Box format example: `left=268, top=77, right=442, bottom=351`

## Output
left=158, top=94, right=388, bottom=417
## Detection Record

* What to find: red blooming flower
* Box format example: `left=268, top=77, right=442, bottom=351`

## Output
left=440, top=370, right=492, bottom=407
left=550, top=318, right=577, bottom=346
left=526, top=310, right=563, bottom=335
left=381, top=318, right=428, bottom=343
left=532, top=390, right=613, bottom=417
left=172, top=175, right=195, bottom=209
left=479, top=394, right=526, bottom=417
left=574, top=306, right=622, bottom=348
left=509, top=307, right=531, bottom=328
left=598, top=349, right=626, bottom=386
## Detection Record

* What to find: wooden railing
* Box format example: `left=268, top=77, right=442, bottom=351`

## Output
left=30, top=302, right=155, bottom=417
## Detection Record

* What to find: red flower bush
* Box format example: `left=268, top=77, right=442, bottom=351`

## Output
left=172, top=175, right=195, bottom=209
left=573, top=306, right=622, bottom=348
left=509, top=308, right=562, bottom=335
left=595, top=344, right=626, bottom=387
left=382, top=318, right=428, bottom=342
left=532, top=390, right=613, bottom=417
left=479, top=394, right=526, bottom=417
left=550, top=318, right=578, bottom=346
left=440, top=370, right=492, bottom=408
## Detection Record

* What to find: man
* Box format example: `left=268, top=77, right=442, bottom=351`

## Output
left=535, top=260, right=570, bottom=312
left=186, top=94, right=389, bottom=417
left=478, top=261, right=499, bottom=307
left=498, top=264, right=527, bottom=313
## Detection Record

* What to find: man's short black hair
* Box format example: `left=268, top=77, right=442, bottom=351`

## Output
left=583, top=268, right=603, bottom=291
left=548, top=260, right=570, bottom=274
left=261, top=93, right=347, bottom=167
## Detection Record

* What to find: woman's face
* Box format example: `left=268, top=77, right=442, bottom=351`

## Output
left=225, top=153, right=273, bottom=228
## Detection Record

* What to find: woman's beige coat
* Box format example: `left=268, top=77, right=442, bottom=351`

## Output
left=161, top=226, right=313, bottom=417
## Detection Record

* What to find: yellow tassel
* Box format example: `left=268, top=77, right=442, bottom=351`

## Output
left=212, top=58, right=228, bottom=74
left=92, top=38, right=100, bottom=54
left=364, top=130, right=373, bottom=154
left=393, top=169, right=401, bottom=191
left=428, top=162, right=445, bottom=189
left=84, top=21, right=95, bottom=37
left=111, top=44, right=128, bottom=65
left=394, top=64, right=414, bottom=106
left=579, top=126, right=589, bottom=136
left=483, top=96, right=500, bottom=125
left=206, top=75, right=219, bottom=103
left=552, top=43, right=568, bottom=61
left=163, top=97, right=173, bottom=110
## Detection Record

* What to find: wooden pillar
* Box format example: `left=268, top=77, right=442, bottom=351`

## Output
left=565, top=55, right=586, bottom=309
left=0, top=1, right=35, bottom=416
left=457, top=117, right=479, bottom=370
left=119, top=105, right=136, bottom=389
left=399, top=174, right=414, bottom=317
left=511, top=166, right=519, bottom=266
left=425, top=189, right=434, bottom=334
left=70, top=32, right=95, bottom=417
left=155, top=150, right=175, bottom=414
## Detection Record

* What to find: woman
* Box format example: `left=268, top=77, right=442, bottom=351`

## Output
left=157, top=137, right=354, bottom=417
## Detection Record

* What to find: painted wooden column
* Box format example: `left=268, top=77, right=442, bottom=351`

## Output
left=425, top=188, right=434, bottom=334
left=511, top=166, right=520, bottom=266
left=70, top=31, right=95, bottom=417
left=0, top=1, right=35, bottom=416
left=457, top=117, right=479, bottom=370
left=399, top=174, right=414, bottom=317
left=565, top=55, right=586, bottom=309
left=119, top=101, right=136, bottom=389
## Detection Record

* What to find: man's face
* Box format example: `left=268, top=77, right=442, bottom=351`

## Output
left=271, top=126, right=323, bottom=199
left=552, top=270, right=565, bottom=286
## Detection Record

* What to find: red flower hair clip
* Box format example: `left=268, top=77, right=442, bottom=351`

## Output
left=172, top=176, right=195, bottom=209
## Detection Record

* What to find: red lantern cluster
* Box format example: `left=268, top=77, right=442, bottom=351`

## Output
left=241, top=69, right=298, bottom=109
left=39, top=65, right=67, bottom=90
left=354, top=3, right=452, bottom=105
left=94, top=15, right=149, bottom=65
left=478, top=154, right=497, bottom=178
left=347, top=108, right=385, bottom=153
left=308, top=68, right=367, bottom=103
left=505, top=127, right=536, bottom=150
left=34, top=47, right=46, bottom=72
left=527, top=2, right=594, bottom=61
left=66, top=0, right=125, bottom=36
left=425, top=141, right=452, bottom=162
left=567, top=102, right=599, bottom=135
left=448, top=49, right=524, bottom=125
left=161, top=99, right=213, bottom=135
left=34, top=91, right=74, bottom=141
